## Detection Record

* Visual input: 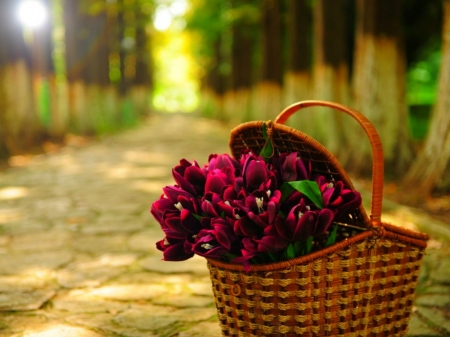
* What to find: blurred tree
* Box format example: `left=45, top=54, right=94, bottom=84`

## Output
left=64, top=0, right=114, bottom=134
left=0, top=0, right=45, bottom=156
left=403, top=0, right=443, bottom=68
left=223, top=0, right=258, bottom=123
left=351, top=0, right=412, bottom=175
left=132, top=0, right=153, bottom=115
left=284, top=0, right=311, bottom=105
left=186, top=0, right=227, bottom=119
left=253, top=0, right=283, bottom=120
left=31, top=0, right=60, bottom=137
left=312, top=0, right=352, bottom=157
left=117, top=0, right=129, bottom=96
left=403, top=0, right=450, bottom=197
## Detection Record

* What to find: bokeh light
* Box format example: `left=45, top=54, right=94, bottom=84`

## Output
left=17, top=0, right=47, bottom=29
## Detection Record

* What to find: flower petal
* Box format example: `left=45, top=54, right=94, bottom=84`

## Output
left=314, top=209, right=334, bottom=236
left=281, top=152, right=298, bottom=182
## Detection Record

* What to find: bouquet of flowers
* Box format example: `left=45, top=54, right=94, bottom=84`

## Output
left=151, top=150, right=362, bottom=271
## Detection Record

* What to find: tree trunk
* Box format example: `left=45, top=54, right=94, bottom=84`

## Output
left=312, top=0, right=352, bottom=157
left=32, top=0, right=62, bottom=138
left=283, top=0, right=312, bottom=134
left=200, top=38, right=226, bottom=120
left=403, top=0, right=450, bottom=198
left=253, top=0, right=283, bottom=120
left=223, top=0, right=255, bottom=124
left=117, top=0, right=128, bottom=97
left=351, top=0, right=412, bottom=175
left=132, top=2, right=153, bottom=116
left=0, top=0, right=44, bottom=156
left=64, top=0, right=114, bottom=134
left=285, top=0, right=311, bottom=105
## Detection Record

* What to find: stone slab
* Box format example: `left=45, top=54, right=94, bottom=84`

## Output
left=178, top=321, right=223, bottom=337
left=416, top=294, right=450, bottom=308
left=0, top=290, right=55, bottom=311
left=113, top=308, right=178, bottom=331
left=416, top=307, right=450, bottom=333
left=21, top=324, right=104, bottom=337
left=407, top=315, right=442, bottom=337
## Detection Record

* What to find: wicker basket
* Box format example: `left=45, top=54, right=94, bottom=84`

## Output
left=206, top=100, right=429, bottom=337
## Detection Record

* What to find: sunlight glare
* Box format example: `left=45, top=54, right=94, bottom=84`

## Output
left=0, top=187, right=29, bottom=200
left=154, top=6, right=173, bottom=31
left=170, top=0, right=188, bottom=16
left=17, top=0, right=47, bottom=29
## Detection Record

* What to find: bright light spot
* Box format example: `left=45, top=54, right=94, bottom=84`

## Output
left=17, top=0, right=47, bottom=29
left=0, top=187, right=29, bottom=200
left=154, top=6, right=173, bottom=31
left=170, top=0, right=188, bottom=16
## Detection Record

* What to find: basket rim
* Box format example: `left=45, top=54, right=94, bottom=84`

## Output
left=206, top=222, right=429, bottom=272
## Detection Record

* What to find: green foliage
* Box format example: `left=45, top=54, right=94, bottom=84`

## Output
left=407, top=49, right=440, bottom=106
left=37, top=80, right=51, bottom=129
left=407, top=45, right=441, bottom=141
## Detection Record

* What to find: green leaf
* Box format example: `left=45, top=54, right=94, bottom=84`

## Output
left=325, top=223, right=338, bottom=247
left=304, top=236, right=313, bottom=254
left=293, top=241, right=304, bottom=257
left=260, top=123, right=274, bottom=162
left=286, top=243, right=296, bottom=260
left=280, top=180, right=324, bottom=209
left=192, top=214, right=202, bottom=221
left=223, top=252, right=237, bottom=263
left=267, top=252, right=277, bottom=262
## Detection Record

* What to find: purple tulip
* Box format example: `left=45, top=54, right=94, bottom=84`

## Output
left=275, top=199, right=334, bottom=241
left=242, top=155, right=269, bottom=193
left=156, top=237, right=194, bottom=261
left=317, top=177, right=362, bottom=221
left=163, top=186, right=194, bottom=204
left=176, top=194, right=202, bottom=216
left=172, top=159, right=206, bottom=196
left=270, top=152, right=312, bottom=184
left=216, top=196, right=245, bottom=222
left=201, top=192, right=224, bottom=218
left=243, top=189, right=281, bottom=227
left=204, top=168, right=236, bottom=195
left=151, top=197, right=175, bottom=225
left=207, top=154, right=241, bottom=173
left=232, top=226, right=287, bottom=271
left=192, top=218, right=238, bottom=259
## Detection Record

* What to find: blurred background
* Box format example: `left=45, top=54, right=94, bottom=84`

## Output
left=0, top=0, right=449, bottom=205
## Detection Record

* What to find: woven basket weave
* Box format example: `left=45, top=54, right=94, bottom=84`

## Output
left=206, top=101, right=429, bottom=337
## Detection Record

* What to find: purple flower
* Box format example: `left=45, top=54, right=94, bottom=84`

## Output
left=192, top=218, right=238, bottom=259
left=204, top=170, right=233, bottom=195
left=156, top=237, right=194, bottom=261
left=317, top=176, right=362, bottom=221
left=242, top=155, right=269, bottom=193
left=162, top=186, right=194, bottom=204
left=151, top=197, right=176, bottom=226
left=172, top=159, right=206, bottom=196
left=207, top=154, right=241, bottom=173
left=275, top=199, right=334, bottom=241
left=232, top=226, right=287, bottom=271
left=244, top=189, right=281, bottom=227
left=152, top=151, right=364, bottom=269
left=270, top=152, right=312, bottom=184
left=201, top=192, right=223, bottom=218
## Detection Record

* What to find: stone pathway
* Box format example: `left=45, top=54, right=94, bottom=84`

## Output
left=0, top=113, right=448, bottom=337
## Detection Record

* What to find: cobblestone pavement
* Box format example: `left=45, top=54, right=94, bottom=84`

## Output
left=0, top=113, right=449, bottom=337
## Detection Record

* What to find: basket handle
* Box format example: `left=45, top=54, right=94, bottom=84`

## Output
left=274, top=100, right=384, bottom=226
